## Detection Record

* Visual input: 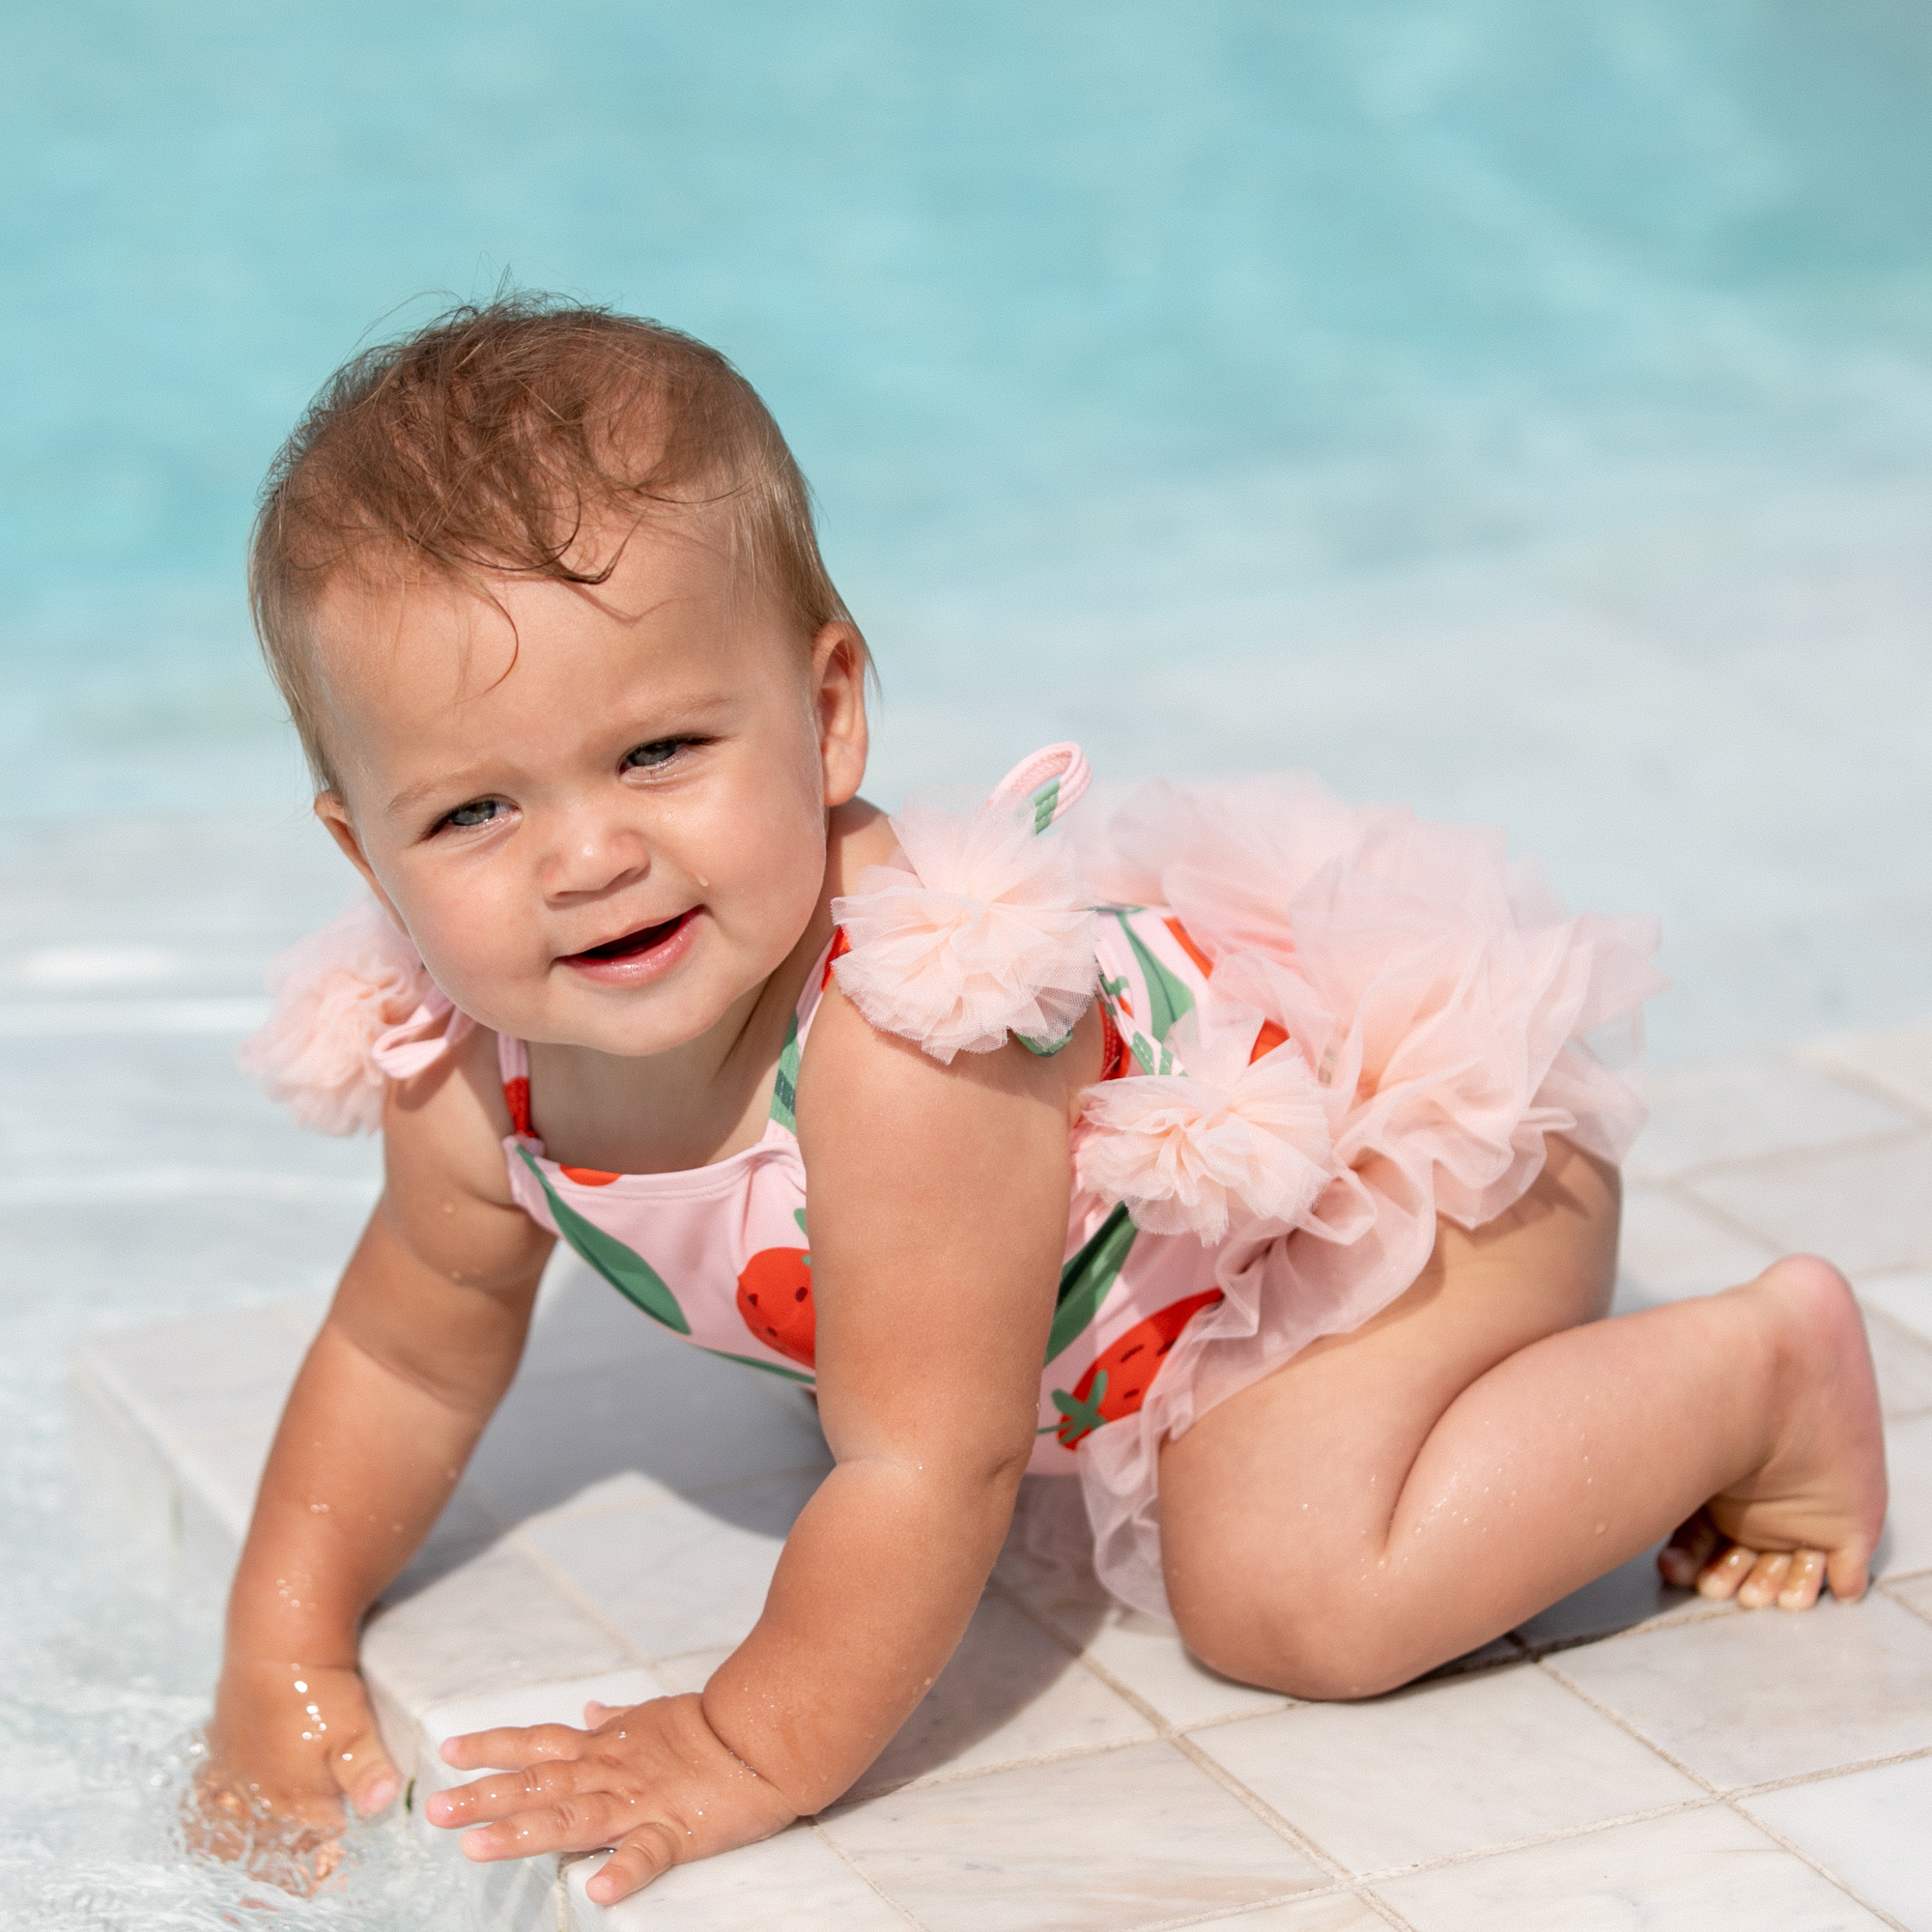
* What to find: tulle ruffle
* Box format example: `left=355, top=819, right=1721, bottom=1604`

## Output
left=237, top=892, right=472, bottom=1136
left=1070, top=773, right=1664, bottom=1618
left=832, top=786, right=1098, bottom=1064
left=1072, top=1001, right=1336, bottom=1242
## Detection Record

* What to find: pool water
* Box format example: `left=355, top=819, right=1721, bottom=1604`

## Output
left=3, top=3, right=1931, bottom=1923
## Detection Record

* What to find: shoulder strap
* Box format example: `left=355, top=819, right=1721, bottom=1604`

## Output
left=496, top=1033, right=534, bottom=1138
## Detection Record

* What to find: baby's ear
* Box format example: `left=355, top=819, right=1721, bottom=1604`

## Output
left=314, top=793, right=402, bottom=922
left=812, top=623, right=869, bottom=807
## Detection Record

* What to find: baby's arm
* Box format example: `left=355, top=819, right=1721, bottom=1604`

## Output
left=432, top=990, right=1089, bottom=1900
left=199, top=1027, right=553, bottom=1853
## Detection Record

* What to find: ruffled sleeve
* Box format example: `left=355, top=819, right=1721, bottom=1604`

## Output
left=236, top=891, right=473, bottom=1135
left=830, top=744, right=1100, bottom=1064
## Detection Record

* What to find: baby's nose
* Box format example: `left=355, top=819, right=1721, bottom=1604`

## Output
left=541, top=822, right=651, bottom=899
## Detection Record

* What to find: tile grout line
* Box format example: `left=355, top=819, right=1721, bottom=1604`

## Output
left=1531, top=1654, right=1724, bottom=1795
left=1064, top=1879, right=1414, bottom=1932
left=844, top=1727, right=1175, bottom=1804
left=1513, top=1596, right=1739, bottom=1660
left=1165, top=1728, right=1355, bottom=1883
left=1720, top=1794, right=1915, bottom=1932
left=498, top=1527, right=658, bottom=1676
left=801, top=1820, right=933, bottom=1932
left=1346, top=1795, right=1723, bottom=1888
left=1719, top=1740, right=1932, bottom=1802
left=984, top=1572, right=1352, bottom=1880
left=1880, top=1577, right=1932, bottom=1626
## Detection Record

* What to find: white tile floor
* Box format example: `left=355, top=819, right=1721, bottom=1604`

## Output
left=69, top=1022, right=1932, bottom=1932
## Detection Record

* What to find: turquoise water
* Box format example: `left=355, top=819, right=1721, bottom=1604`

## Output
left=5, top=0, right=1932, bottom=822
left=3, top=8, right=1932, bottom=1924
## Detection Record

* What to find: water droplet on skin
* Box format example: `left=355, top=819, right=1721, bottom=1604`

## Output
left=294, top=1681, right=307, bottom=1693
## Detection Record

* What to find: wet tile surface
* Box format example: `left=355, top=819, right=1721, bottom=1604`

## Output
left=1545, top=1592, right=1932, bottom=1788
left=1193, top=1662, right=1702, bottom=1874
left=820, top=1741, right=1327, bottom=1932
left=73, top=1018, right=1932, bottom=1930
left=1372, top=1805, right=1894, bottom=1930
left=1743, top=1755, right=1932, bottom=1932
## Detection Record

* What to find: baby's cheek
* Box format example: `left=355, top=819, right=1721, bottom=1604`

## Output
left=406, top=904, right=541, bottom=1035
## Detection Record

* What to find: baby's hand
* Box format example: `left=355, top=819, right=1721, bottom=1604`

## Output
left=427, top=1693, right=798, bottom=1904
left=190, top=1660, right=403, bottom=1889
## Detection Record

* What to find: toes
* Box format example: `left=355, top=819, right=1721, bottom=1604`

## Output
left=1696, top=1542, right=1758, bottom=1601
left=1777, top=1548, right=1828, bottom=1610
left=1825, top=1543, right=1872, bottom=1605
left=1736, top=1550, right=1792, bottom=1609
left=1658, top=1513, right=1719, bottom=1589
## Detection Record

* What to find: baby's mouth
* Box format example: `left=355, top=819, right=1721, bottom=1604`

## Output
left=561, top=910, right=694, bottom=965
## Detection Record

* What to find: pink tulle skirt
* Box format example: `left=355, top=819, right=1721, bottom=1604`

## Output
left=1062, top=774, right=1665, bottom=1620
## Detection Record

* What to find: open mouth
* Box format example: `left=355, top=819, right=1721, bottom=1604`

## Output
left=562, top=910, right=693, bottom=965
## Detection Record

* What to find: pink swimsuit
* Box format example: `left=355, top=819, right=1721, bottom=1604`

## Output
left=243, top=743, right=1662, bottom=1614
left=497, top=912, right=1232, bottom=1472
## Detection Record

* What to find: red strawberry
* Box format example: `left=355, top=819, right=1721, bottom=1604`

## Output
left=737, top=1247, right=815, bottom=1367
left=1052, top=1289, right=1223, bottom=1449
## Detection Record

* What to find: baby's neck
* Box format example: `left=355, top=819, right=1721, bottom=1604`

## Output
left=522, top=943, right=812, bottom=1176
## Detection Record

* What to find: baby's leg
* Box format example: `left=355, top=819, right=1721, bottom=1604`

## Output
left=1157, top=1139, right=1887, bottom=1699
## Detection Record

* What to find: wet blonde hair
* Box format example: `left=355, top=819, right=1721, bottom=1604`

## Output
left=249, top=295, right=856, bottom=789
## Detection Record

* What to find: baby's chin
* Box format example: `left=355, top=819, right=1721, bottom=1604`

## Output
left=448, top=969, right=758, bottom=1061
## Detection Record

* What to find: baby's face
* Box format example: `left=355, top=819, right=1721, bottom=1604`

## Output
left=310, top=521, right=867, bottom=1056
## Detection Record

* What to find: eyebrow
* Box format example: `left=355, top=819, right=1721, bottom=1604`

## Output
left=387, top=767, right=496, bottom=817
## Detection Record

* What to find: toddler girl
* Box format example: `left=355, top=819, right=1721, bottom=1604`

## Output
left=203, top=298, right=1886, bottom=1904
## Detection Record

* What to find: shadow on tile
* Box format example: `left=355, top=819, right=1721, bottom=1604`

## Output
left=1512, top=1542, right=1716, bottom=1656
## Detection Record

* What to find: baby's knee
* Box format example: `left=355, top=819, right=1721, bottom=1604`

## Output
left=1170, top=1572, right=1421, bottom=1702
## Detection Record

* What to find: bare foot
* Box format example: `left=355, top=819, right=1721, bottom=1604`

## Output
left=1656, top=1256, right=1886, bottom=1610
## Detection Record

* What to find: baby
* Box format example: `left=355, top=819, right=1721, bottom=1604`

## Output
left=201, top=297, right=1887, bottom=1903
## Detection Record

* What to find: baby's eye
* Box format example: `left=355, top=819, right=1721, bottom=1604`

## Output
left=621, top=738, right=696, bottom=773
left=440, top=798, right=507, bottom=832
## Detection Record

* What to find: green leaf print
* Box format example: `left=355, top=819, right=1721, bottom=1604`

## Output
left=1045, top=1203, right=1137, bottom=1365
left=1016, top=1027, right=1075, bottom=1057
left=1115, top=912, right=1195, bottom=1042
left=770, top=1012, right=801, bottom=1133
left=702, top=1347, right=816, bottom=1386
left=517, top=1147, right=691, bottom=1334
left=1050, top=1371, right=1110, bottom=1449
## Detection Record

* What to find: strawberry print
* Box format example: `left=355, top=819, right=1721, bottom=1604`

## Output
left=737, top=1208, right=815, bottom=1367
left=1051, top=1289, right=1223, bottom=1450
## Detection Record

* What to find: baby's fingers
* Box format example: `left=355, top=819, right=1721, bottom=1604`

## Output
left=458, top=1785, right=658, bottom=1866
left=1695, top=1540, right=1760, bottom=1600
left=1777, top=1548, right=1829, bottom=1609
left=440, top=1719, right=589, bottom=1774
left=582, top=1823, right=691, bottom=1905
left=425, top=1755, right=608, bottom=1833
left=1657, top=1512, right=1719, bottom=1588
left=1735, top=1549, right=1792, bottom=1608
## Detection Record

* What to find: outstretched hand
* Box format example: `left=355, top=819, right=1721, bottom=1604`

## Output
left=427, top=1692, right=798, bottom=1905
